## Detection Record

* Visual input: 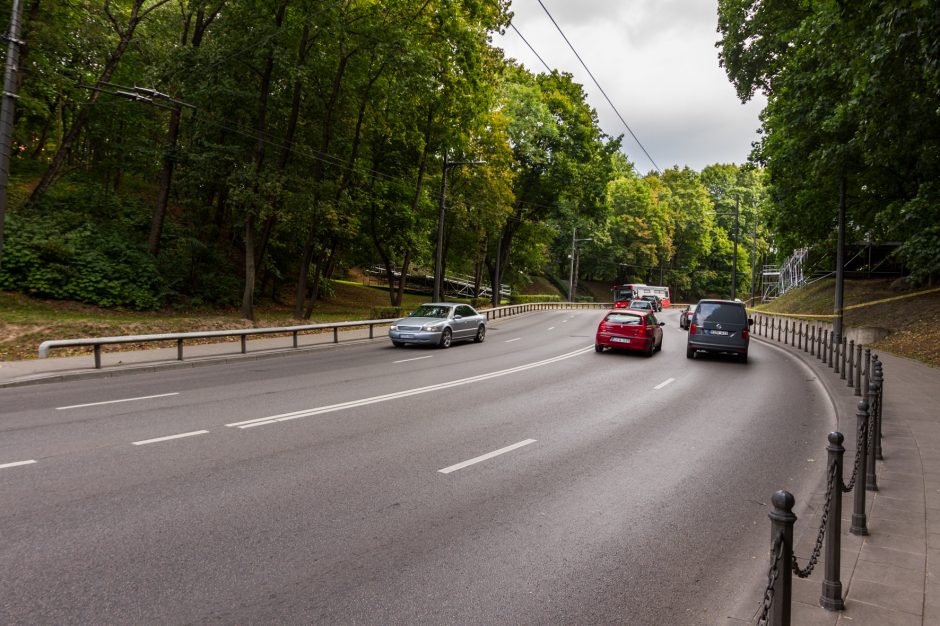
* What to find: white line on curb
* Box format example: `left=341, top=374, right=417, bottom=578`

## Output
left=505, top=338, right=521, bottom=343
left=438, top=439, right=537, bottom=474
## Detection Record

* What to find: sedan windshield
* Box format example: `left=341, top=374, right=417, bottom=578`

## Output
left=409, top=305, right=452, bottom=318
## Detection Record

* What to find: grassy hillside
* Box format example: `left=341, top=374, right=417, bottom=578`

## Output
left=753, top=278, right=940, bottom=367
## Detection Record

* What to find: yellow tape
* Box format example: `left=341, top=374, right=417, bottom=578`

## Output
left=747, top=285, right=940, bottom=319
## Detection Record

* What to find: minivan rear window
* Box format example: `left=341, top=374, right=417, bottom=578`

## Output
left=695, top=302, right=746, bottom=325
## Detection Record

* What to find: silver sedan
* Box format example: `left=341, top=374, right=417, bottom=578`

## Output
left=389, top=303, right=486, bottom=348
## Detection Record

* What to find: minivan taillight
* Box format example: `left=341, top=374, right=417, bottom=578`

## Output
left=689, top=323, right=697, bottom=335
left=742, top=329, right=749, bottom=340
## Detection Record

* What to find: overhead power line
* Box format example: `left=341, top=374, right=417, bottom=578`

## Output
left=534, top=0, right=662, bottom=174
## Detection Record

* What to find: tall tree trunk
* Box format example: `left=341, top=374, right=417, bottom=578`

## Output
left=241, top=1, right=287, bottom=320
left=148, top=106, right=181, bottom=255
left=293, top=41, right=354, bottom=318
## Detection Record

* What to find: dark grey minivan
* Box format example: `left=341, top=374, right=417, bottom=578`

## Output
left=686, top=299, right=753, bottom=362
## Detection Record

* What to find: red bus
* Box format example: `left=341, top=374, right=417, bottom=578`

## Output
left=612, top=284, right=672, bottom=308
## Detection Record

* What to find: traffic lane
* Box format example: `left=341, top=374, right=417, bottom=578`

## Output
left=0, top=332, right=832, bottom=624
left=0, top=311, right=604, bottom=461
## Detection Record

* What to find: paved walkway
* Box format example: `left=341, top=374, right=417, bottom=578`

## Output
left=725, top=322, right=940, bottom=625
left=2, top=318, right=938, bottom=624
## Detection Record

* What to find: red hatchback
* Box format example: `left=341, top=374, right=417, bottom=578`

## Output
left=595, top=309, right=664, bottom=356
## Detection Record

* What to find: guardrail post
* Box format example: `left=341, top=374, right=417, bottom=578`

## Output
left=820, top=432, right=845, bottom=611
left=177, top=338, right=184, bottom=361
left=369, top=324, right=374, bottom=339
left=240, top=335, right=247, bottom=354
left=292, top=331, right=298, bottom=348
left=873, top=358, right=884, bottom=461
left=333, top=327, right=339, bottom=343
left=850, top=398, right=870, bottom=536
left=769, top=490, right=796, bottom=626
left=94, top=344, right=102, bottom=369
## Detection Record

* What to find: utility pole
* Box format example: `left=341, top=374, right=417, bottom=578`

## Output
left=568, top=226, right=576, bottom=302
left=0, top=0, right=24, bottom=273
left=750, top=219, right=758, bottom=305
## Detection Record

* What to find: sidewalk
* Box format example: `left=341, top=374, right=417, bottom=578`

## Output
left=728, top=326, right=940, bottom=624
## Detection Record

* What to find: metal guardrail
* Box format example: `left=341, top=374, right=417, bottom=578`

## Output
left=37, top=301, right=613, bottom=369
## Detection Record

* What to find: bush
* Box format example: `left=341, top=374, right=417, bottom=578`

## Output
left=371, top=306, right=406, bottom=319
left=575, top=295, right=594, bottom=303
left=509, top=294, right=561, bottom=304
left=1, top=210, right=164, bottom=309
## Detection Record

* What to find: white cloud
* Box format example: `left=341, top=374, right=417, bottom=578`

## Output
left=493, top=0, right=767, bottom=171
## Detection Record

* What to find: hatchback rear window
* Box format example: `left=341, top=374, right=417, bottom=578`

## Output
left=695, top=302, right=746, bottom=324
left=606, top=313, right=642, bottom=325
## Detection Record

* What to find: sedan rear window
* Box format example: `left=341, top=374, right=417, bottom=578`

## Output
left=606, top=313, right=642, bottom=325
left=695, top=302, right=746, bottom=324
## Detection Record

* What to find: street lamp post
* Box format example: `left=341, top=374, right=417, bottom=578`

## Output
left=567, top=227, right=592, bottom=302
left=433, top=155, right=484, bottom=302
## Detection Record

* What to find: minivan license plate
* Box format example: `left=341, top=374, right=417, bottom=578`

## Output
left=708, top=330, right=729, bottom=336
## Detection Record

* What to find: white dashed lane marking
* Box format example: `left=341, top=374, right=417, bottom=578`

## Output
left=438, top=439, right=537, bottom=474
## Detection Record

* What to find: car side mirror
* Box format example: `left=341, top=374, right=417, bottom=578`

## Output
left=454, top=315, right=463, bottom=320
left=658, top=322, right=665, bottom=326
left=747, top=318, right=754, bottom=326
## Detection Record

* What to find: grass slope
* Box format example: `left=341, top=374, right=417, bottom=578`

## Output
left=753, top=278, right=940, bottom=367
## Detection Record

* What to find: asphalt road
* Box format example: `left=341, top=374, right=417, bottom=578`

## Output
left=0, top=308, right=834, bottom=624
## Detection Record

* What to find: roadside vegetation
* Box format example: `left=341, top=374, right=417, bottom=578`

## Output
left=754, top=279, right=940, bottom=368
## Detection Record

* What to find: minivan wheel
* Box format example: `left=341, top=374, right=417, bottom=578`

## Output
left=686, top=347, right=695, bottom=359
left=738, top=351, right=748, bottom=363
left=439, top=328, right=452, bottom=348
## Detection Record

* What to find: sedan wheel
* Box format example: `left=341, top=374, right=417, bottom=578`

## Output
left=473, top=325, right=486, bottom=343
left=438, top=328, right=452, bottom=349
left=392, top=340, right=405, bottom=347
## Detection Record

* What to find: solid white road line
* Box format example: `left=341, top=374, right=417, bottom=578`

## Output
left=393, top=356, right=434, bottom=364
left=227, top=346, right=593, bottom=429
left=132, top=430, right=209, bottom=446
left=654, top=378, right=676, bottom=390
left=438, top=439, right=537, bottom=474
left=0, top=460, right=37, bottom=470
left=57, top=392, right=180, bottom=411
left=504, top=338, right=521, bottom=343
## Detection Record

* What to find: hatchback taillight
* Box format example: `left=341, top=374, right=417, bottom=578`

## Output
left=599, top=322, right=608, bottom=332
left=690, top=323, right=697, bottom=335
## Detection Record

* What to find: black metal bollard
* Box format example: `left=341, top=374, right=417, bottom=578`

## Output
left=810, top=325, right=816, bottom=356
left=784, top=320, right=789, bottom=345
left=820, top=432, right=846, bottom=611
left=840, top=337, right=847, bottom=379
left=799, top=322, right=804, bottom=351
left=834, top=335, right=841, bottom=374
left=866, top=380, right=879, bottom=491
left=828, top=330, right=835, bottom=367
left=769, top=490, right=796, bottom=626
left=854, top=344, right=863, bottom=396
left=863, top=347, right=871, bottom=396
left=851, top=398, right=870, bottom=536
left=847, top=340, right=855, bottom=387
left=792, top=321, right=797, bottom=347
left=874, top=359, right=884, bottom=461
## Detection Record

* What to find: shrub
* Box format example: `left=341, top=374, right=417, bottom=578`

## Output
left=509, top=294, right=561, bottom=304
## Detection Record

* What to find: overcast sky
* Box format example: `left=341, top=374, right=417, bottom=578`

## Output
left=491, top=0, right=767, bottom=173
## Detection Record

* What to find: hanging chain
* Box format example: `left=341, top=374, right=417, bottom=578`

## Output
left=758, top=533, right=785, bottom=626
left=842, top=409, right=870, bottom=493
left=792, top=460, right=837, bottom=578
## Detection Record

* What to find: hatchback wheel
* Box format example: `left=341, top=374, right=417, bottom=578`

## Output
left=595, top=344, right=604, bottom=353
left=438, top=328, right=452, bottom=349
left=473, top=325, right=486, bottom=343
